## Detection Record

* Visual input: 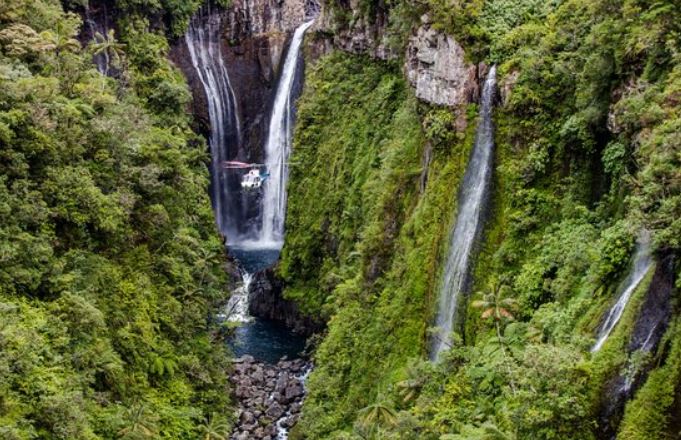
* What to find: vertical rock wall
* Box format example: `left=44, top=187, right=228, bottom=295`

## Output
left=170, top=0, right=309, bottom=162
left=405, top=20, right=480, bottom=108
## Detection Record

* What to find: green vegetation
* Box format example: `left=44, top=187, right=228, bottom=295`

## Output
left=282, top=0, right=680, bottom=438
left=281, top=52, right=476, bottom=437
left=0, top=0, right=232, bottom=438
left=1, top=0, right=679, bottom=438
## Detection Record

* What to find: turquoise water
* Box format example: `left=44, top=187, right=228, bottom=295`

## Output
left=228, top=246, right=281, bottom=273
left=230, top=319, right=307, bottom=364
left=226, top=247, right=307, bottom=364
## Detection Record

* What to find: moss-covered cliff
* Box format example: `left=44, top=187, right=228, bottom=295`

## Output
left=278, top=0, right=681, bottom=438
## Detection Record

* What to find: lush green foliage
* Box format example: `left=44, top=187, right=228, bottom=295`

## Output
left=0, top=0, right=232, bottom=438
left=284, top=0, right=681, bottom=438
left=618, top=320, right=681, bottom=439
left=282, top=53, right=475, bottom=437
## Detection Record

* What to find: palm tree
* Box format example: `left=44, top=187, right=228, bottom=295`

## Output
left=91, top=29, right=125, bottom=75
left=199, top=412, right=231, bottom=440
left=118, top=403, right=158, bottom=439
left=472, top=280, right=518, bottom=344
left=472, top=279, right=518, bottom=394
left=395, top=361, right=426, bottom=405
left=357, top=400, right=398, bottom=439
left=39, top=18, right=79, bottom=57
left=194, top=246, right=219, bottom=287
left=37, top=18, right=80, bottom=76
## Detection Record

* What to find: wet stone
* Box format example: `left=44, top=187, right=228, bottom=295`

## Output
left=229, top=356, right=311, bottom=439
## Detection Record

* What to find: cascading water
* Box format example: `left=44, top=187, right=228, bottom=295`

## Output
left=275, top=364, right=313, bottom=439
left=258, top=20, right=315, bottom=248
left=223, top=272, right=254, bottom=322
left=431, top=66, right=497, bottom=359
left=185, top=7, right=243, bottom=242
left=83, top=3, right=112, bottom=75
left=591, top=231, right=653, bottom=352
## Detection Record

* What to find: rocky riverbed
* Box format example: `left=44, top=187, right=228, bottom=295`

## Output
left=230, top=355, right=311, bottom=440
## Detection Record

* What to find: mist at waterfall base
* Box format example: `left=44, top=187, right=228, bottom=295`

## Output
left=431, top=66, right=497, bottom=359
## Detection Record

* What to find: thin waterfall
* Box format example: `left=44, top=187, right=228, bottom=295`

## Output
left=591, top=231, right=653, bottom=352
left=258, top=20, right=315, bottom=248
left=185, top=7, right=243, bottom=241
left=431, top=66, right=497, bottom=359
left=83, top=3, right=111, bottom=75
left=223, top=272, right=254, bottom=322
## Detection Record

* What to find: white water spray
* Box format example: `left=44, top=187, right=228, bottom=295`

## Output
left=185, top=8, right=242, bottom=240
left=432, top=66, right=497, bottom=359
left=275, top=364, right=313, bottom=440
left=223, top=272, right=254, bottom=322
left=592, top=231, right=653, bottom=352
left=259, top=20, right=315, bottom=248
left=83, top=3, right=112, bottom=75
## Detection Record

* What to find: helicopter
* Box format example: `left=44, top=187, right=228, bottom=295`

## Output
left=222, top=161, right=270, bottom=190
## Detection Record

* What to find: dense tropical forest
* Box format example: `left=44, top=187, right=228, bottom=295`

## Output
left=0, top=0, right=234, bottom=437
left=284, top=0, right=681, bottom=438
left=0, top=0, right=679, bottom=439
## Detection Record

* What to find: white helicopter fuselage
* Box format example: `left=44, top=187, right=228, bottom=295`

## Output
left=241, top=169, right=264, bottom=189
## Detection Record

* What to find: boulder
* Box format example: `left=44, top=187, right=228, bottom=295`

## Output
left=285, top=381, right=304, bottom=402
left=265, top=401, right=285, bottom=420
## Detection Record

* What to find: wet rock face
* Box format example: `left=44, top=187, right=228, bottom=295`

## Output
left=310, top=0, right=394, bottom=60
left=248, top=268, right=324, bottom=335
left=597, top=254, right=675, bottom=438
left=228, top=0, right=307, bottom=36
left=230, top=355, right=311, bottom=439
left=311, top=7, right=488, bottom=110
left=405, top=24, right=479, bottom=108
left=170, top=0, right=312, bottom=162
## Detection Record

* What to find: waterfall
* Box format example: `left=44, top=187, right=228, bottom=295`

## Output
left=83, top=3, right=111, bottom=75
left=223, top=272, right=254, bottom=322
left=592, top=231, right=653, bottom=352
left=431, top=66, right=497, bottom=359
left=258, top=20, right=315, bottom=248
left=185, top=7, right=243, bottom=242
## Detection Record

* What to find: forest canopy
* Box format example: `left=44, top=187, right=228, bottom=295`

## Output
left=0, top=0, right=232, bottom=438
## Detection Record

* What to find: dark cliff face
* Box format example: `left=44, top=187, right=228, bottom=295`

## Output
left=598, top=254, right=675, bottom=439
left=248, top=267, right=324, bottom=335
left=169, top=0, right=311, bottom=237
left=169, top=19, right=273, bottom=164
left=169, top=0, right=308, bottom=162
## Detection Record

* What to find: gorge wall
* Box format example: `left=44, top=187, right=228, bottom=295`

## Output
left=171, top=0, right=487, bottom=146
left=274, top=1, right=681, bottom=439
left=170, top=0, right=310, bottom=164
left=166, top=1, right=680, bottom=438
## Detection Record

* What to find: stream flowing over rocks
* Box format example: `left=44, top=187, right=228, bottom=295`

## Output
left=230, top=355, right=311, bottom=439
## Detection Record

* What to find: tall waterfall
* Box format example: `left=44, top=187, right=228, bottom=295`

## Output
left=591, top=231, right=653, bottom=352
left=431, top=66, right=497, bottom=359
left=258, top=20, right=315, bottom=248
left=185, top=7, right=242, bottom=241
